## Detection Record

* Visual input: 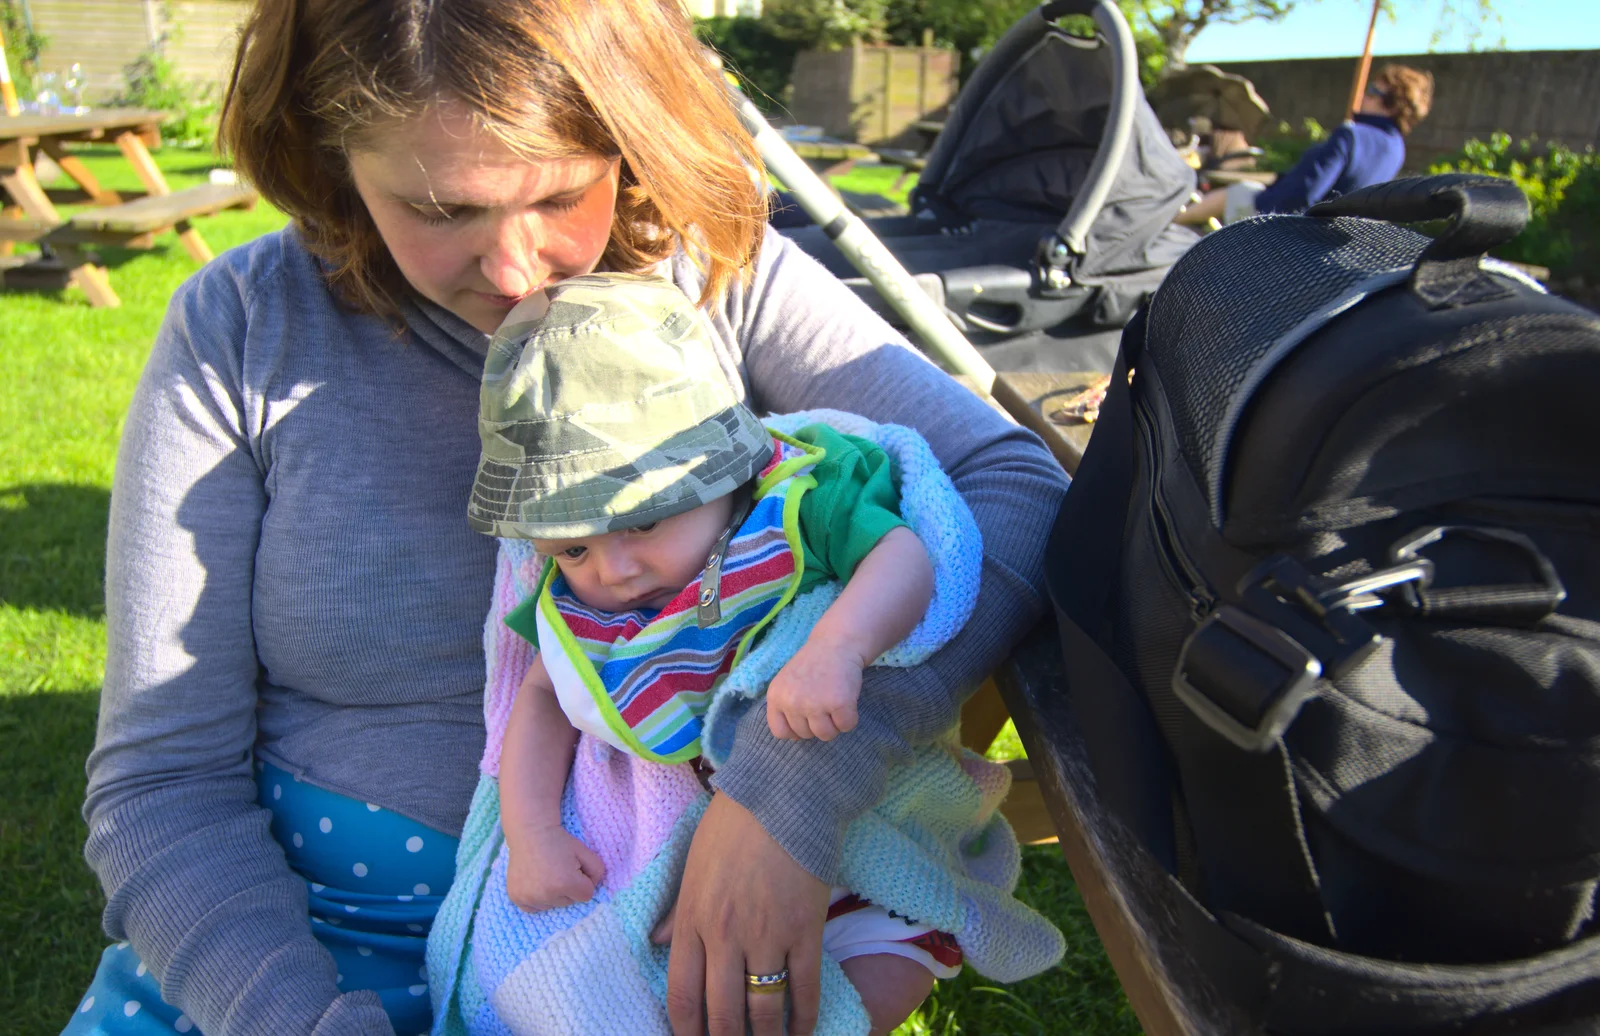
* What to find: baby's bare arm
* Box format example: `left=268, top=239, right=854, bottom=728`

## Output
left=812, top=526, right=934, bottom=667
left=501, top=656, right=571, bottom=837
left=768, top=527, right=934, bottom=740
left=500, top=656, right=606, bottom=909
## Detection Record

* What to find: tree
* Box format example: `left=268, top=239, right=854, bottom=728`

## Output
left=694, top=16, right=804, bottom=112
left=761, top=0, right=889, bottom=49
left=1130, top=0, right=1503, bottom=73
left=1, top=0, right=47, bottom=99
left=883, top=0, right=1168, bottom=87
left=1131, top=1, right=1295, bottom=70
left=883, top=0, right=1036, bottom=61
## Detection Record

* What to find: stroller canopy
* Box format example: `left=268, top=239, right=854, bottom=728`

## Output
left=911, top=9, right=1196, bottom=285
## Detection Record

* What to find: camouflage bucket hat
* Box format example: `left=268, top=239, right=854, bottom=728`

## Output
left=468, top=272, right=774, bottom=541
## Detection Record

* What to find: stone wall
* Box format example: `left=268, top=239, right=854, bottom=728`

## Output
left=1212, top=50, right=1600, bottom=169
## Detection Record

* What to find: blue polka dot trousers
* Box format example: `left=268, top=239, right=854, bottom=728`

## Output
left=62, top=760, right=459, bottom=1036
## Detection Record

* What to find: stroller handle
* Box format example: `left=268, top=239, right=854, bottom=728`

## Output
left=1049, top=0, right=1141, bottom=260
left=916, top=1, right=1140, bottom=284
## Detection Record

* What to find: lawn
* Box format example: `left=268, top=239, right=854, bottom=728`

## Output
left=0, top=145, right=1136, bottom=1035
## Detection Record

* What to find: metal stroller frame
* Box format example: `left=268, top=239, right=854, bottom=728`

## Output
left=738, top=0, right=1196, bottom=373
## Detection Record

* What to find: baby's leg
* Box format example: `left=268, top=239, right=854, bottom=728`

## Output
left=840, top=953, right=937, bottom=1036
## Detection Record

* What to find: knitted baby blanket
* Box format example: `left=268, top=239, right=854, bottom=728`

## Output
left=427, top=411, right=1065, bottom=1036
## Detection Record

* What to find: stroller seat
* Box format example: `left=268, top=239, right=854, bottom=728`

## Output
left=778, top=1, right=1199, bottom=373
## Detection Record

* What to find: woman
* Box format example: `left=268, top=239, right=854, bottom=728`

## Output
left=1177, top=63, right=1435, bottom=226
left=66, top=0, right=1069, bottom=1034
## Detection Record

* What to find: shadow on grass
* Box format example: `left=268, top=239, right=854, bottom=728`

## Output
left=4, top=239, right=179, bottom=271
left=0, top=687, right=105, bottom=1031
left=0, top=483, right=109, bottom=617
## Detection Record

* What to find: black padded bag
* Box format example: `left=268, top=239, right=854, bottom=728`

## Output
left=1047, top=174, right=1600, bottom=1033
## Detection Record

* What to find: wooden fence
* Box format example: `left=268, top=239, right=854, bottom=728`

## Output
left=1214, top=50, right=1600, bottom=170
left=788, top=42, right=957, bottom=147
left=23, top=0, right=249, bottom=104
left=23, top=0, right=747, bottom=106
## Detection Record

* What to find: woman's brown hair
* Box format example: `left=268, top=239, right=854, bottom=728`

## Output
left=1374, top=64, right=1434, bottom=136
left=220, top=0, right=766, bottom=319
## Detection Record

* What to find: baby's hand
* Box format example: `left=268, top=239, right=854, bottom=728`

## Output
left=505, top=825, right=607, bottom=912
left=766, top=638, right=863, bottom=741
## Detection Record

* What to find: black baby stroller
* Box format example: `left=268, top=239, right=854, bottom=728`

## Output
left=779, top=0, right=1199, bottom=373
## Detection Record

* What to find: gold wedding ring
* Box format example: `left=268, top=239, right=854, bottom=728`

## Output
left=746, top=970, right=789, bottom=994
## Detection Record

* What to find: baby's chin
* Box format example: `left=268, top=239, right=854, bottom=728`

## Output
left=633, top=587, right=685, bottom=612
left=584, top=586, right=683, bottom=613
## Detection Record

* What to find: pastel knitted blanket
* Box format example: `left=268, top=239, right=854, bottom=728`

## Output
left=427, top=412, right=1065, bottom=1036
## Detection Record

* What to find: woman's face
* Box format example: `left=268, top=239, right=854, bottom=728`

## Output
left=347, top=101, right=622, bottom=334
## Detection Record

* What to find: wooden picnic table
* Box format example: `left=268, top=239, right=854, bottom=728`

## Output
left=1203, top=168, right=1277, bottom=187
left=0, top=109, right=256, bottom=307
left=787, top=137, right=876, bottom=179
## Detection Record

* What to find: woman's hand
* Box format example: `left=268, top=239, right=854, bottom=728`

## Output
left=654, top=792, right=831, bottom=1036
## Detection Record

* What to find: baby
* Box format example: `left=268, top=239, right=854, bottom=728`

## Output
left=466, top=272, right=965, bottom=1028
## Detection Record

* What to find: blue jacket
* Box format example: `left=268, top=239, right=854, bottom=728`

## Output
left=1254, top=114, right=1406, bottom=214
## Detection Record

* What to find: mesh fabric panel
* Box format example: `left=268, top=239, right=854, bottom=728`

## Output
left=1145, top=215, right=1431, bottom=520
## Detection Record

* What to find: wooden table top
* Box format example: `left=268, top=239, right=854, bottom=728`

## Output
left=1204, top=168, right=1277, bottom=186
left=788, top=138, right=875, bottom=161
left=0, top=109, right=169, bottom=143
left=953, top=370, right=1101, bottom=475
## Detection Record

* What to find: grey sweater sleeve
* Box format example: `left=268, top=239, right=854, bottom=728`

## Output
left=706, top=229, right=1071, bottom=881
left=86, top=262, right=394, bottom=1036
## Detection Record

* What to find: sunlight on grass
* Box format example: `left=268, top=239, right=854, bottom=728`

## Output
left=0, top=143, right=291, bottom=1031
left=985, top=718, right=1026, bottom=762
left=830, top=164, right=920, bottom=206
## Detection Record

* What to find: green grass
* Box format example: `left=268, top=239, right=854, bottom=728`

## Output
left=828, top=162, right=920, bottom=206
left=0, top=143, right=290, bottom=1032
left=0, top=146, right=1133, bottom=1034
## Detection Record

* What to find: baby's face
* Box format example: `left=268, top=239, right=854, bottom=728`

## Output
left=534, top=495, right=736, bottom=613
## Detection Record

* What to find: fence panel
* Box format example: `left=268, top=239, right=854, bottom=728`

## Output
left=1214, top=50, right=1600, bottom=169
left=26, top=0, right=249, bottom=104
left=789, top=43, right=956, bottom=146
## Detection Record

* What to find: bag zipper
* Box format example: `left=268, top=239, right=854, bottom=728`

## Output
left=1135, top=395, right=1218, bottom=623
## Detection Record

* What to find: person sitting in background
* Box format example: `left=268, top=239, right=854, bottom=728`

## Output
left=1176, top=63, right=1434, bottom=226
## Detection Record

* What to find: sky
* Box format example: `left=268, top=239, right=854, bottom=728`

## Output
left=1185, top=0, right=1600, bottom=63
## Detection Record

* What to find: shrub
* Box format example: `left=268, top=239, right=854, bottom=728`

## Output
left=1256, top=117, right=1329, bottom=174
left=108, top=37, right=218, bottom=148
left=762, top=0, right=888, bottom=49
left=695, top=16, right=804, bottom=114
left=1, top=0, right=46, bottom=100
left=886, top=0, right=1166, bottom=88
left=1429, top=133, right=1600, bottom=281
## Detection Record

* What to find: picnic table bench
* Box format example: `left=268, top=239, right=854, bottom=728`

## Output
left=787, top=137, right=876, bottom=178
left=53, top=180, right=257, bottom=253
left=1, top=110, right=260, bottom=306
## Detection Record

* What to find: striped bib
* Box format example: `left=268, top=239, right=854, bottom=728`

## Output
left=534, top=431, right=824, bottom=763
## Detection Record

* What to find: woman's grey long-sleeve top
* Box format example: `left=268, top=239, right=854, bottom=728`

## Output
left=85, top=224, right=1070, bottom=1035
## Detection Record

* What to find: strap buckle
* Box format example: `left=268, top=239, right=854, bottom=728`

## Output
left=1173, top=555, right=1419, bottom=752
left=1173, top=603, right=1323, bottom=752
left=1388, top=525, right=1566, bottom=623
